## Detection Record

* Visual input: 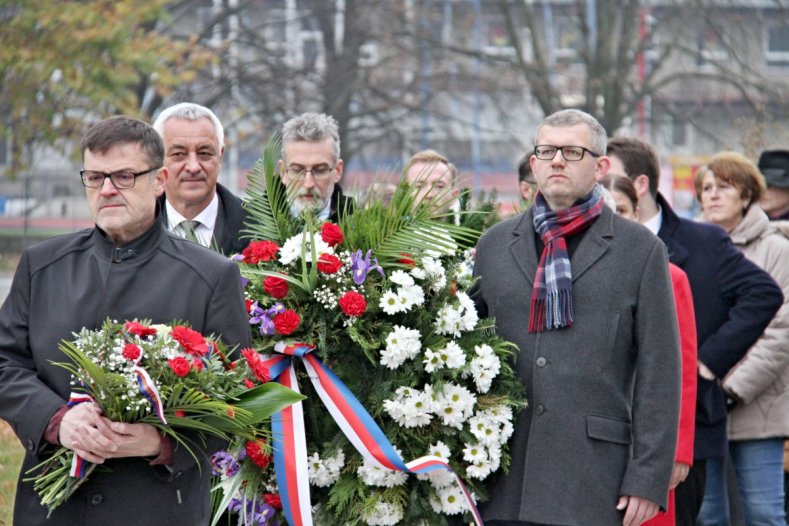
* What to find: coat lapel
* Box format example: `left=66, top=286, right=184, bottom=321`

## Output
left=570, top=206, right=613, bottom=282
left=508, top=210, right=539, bottom=286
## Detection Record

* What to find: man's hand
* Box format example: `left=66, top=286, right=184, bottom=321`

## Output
left=617, top=495, right=659, bottom=526
left=670, top=462, right=691, bottom=488
left=58, top=403, right=119, bottom=464
left=105, top=421, right=162, bottom=458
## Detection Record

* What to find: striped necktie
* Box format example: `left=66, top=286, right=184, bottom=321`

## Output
left=179, top=220, right=200, bottom=243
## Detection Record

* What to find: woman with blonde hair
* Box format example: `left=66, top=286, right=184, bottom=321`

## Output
left=694, top=152, right=789, bottom=526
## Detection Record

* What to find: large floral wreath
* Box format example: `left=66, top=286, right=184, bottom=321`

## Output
left=213, top=142, right=526, bottom=526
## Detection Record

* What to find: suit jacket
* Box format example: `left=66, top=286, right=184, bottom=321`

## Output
left=0, top=223, right=252, bottom=525
left=158, top=183, right=250, bottom=255
left=328, top=184, right=354, bottom=223
left=473, top=205, right=681, bottom=525
left=655, top=194, right=783, bottom=460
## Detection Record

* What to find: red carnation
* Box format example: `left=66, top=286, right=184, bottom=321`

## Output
left=171, top=326, right=209, bottom=357
left=263, top=493, right=282, bottom=510
left=192, top=358, right=204, bottom=372
left=338, top=291, right=367, bottom=317
left=320, top=223, right=344, bottom=247
left=263, top=276, right=289, bottom=299
left=124, top=321, right=157, bottom=338
left=246, top=439, right=272, bottom=470
left=242, top=240, right=280, bottom=264
left=245, top=298, right=253, bottom=313
left=168, top=356, right=191, bottom=377
left=241, top=348, right=271, bottom=383
left=175, top=409, right=186, bottom=418
left=397, top=253, right=416, bottom=267
left=273, top=310, right=300, bottom=335
left=317, top=253, right=342, bottom=274
left=122, top=343, right=141, bottom=361
left=244, top=378, right=256, bottom=389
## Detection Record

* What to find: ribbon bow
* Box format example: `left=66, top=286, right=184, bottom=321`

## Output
left=263, top=341, right=484, bottom=526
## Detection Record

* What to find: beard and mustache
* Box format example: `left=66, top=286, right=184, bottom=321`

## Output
left=290, top=187, right=331, bottom=215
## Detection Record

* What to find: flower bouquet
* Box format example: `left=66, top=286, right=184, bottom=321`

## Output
left=219, top=141, right=526, bottom=526
left=25, top=318, right=304, bottom=516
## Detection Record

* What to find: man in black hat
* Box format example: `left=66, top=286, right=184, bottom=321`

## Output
left=758, top=150, right=789, bottom=221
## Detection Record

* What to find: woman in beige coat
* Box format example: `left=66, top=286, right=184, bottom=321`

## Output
left=694, top=151, right=789, bottom=526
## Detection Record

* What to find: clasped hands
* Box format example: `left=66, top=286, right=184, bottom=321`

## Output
left=58, top=402, right=161, bottom=464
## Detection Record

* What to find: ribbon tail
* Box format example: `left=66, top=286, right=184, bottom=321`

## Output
left=302, top=354, right=484, bottom=525
left=133, top=366, right=167, bottom=425
left=272, top=363, right=313, bottom=526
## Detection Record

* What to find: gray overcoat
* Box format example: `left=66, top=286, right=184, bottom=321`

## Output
left=473, top=205, right=681, bottom=525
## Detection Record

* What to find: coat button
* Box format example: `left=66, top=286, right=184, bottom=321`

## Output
left=535, top=404, right=545, bottom=415
left=536, top=357, right=547, bottom=367
left=91, top=494, right=103, bottom=505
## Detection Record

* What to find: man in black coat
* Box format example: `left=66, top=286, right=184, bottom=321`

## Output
left=278, top=112, right=353, bottom=223
left=153, top=102, right=250, bottom=255
left=0, top=116, right=252, bottom=525
left=607, top=137, right=783, bottom=526
left=758, top=150, right=789, bottom=221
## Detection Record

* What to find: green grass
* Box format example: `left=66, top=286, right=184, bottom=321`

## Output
left=0, top=420, right=23, bottom=526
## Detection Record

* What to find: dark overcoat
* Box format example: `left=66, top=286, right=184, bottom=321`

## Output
left=0, top=223, right=252, bottom=525
left=158, top=182, right=250, bottom=255
left=473, top=205, right=681, bottom=525
left=655, top=194, right=783, bottom=460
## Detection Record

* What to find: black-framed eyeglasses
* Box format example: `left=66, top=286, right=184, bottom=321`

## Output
left=534, top=145, right=601, bottom=162
left=80, top=167, right=161, bottom=189
left=284, top=164, right=336, bottom=181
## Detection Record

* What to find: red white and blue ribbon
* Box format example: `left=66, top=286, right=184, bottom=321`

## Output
left=65, top=391, right=96, bottom=478
left=264, top=341, right=484, bottom=526
left=132, top=353, right=168, bottom=426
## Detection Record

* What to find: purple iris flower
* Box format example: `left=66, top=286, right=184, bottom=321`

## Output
left=228, top=495, right=277, bottom=526
left=211, top=450, right=240, bottom=478
left=350, top=249, right=384, bottom=285
left=249, top=302, right=285, bottom=336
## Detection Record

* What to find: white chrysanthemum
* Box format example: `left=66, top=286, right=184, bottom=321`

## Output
left=457, top=292, right=479, bottom=331
left=434, top=305, right=463, bottom=337
left=424, top=341, right=466, bottom=373
left=484, top=404, right=513, bottom=424
left=379, top=290, right=403, bottom=315
left=364, top=500, right=404, bottom=526
left=410, top=267, right=427, bottom=280
left=468, top=414, right=501, bottom=446
left=307, top=450, right=345, bottom=487
left=357, top=452, right=408, bottom=487
left=432, top=485, right=468, bottom=515
left=435, top=383, right=476, bottom=429
left=383, top=386, right=433, bottom=428
left=416, top=440, right=456, bottom=487
left=422, top=256, right=447, bottom=292
left=428, top=440, right=451, bottom=460
left=389, top=270, right=415, bottom=287
left=462, top=443, right=488, bottom=464
left=380, top=325, right=422, bottom=369
left=396, top=284, right=425, bottom=311
left=468, top=345, right=502, bottom=393
left=466, top=460, right=494, bottom=480
left=279, top=232, right=334, bottom=266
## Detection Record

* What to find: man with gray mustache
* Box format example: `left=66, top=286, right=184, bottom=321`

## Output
left=278, top=112, right=354, bottom=222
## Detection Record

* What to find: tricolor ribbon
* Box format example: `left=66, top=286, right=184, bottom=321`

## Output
left=66, top=391, right=95, bottom=478
left=264, top=341, right=484, bottom=526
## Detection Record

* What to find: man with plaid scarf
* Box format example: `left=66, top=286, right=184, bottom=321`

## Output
left=472, top=109, right=681, bottom=526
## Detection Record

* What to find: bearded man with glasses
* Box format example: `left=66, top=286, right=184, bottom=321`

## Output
left=471, top=109, right=682, bottom=526
left=279, top=112, right=354, bottom=221
left=0, top=116, right=251, bottom=525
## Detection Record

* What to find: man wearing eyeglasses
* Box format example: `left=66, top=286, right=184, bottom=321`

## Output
left=472, top=109, right=681, bottom=526
left=0, top=116, right=251, bottom=525
left=279, top=112, right=353, bottom=221
left=153, top=102, right=249, bottom=255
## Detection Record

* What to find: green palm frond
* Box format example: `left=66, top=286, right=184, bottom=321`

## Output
left=241, top=135, right=294, bottom=243
left=340, top=182, right=479, bottom=267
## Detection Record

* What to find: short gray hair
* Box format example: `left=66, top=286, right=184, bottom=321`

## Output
left=152, top=102, right=224, bottom=147
left=281, top=112, right=341, bottom=162
left=536, top=109, right=607, bottom=156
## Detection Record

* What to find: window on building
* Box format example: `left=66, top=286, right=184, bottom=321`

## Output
left=697, top=23, right=729, bottom=66
left=765, top=20, right=789, bottom=65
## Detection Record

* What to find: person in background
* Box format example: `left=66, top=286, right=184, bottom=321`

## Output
left=517, top=153, right=538, bottom=205
left=403, top=149, right=460, bottom=221
left=278, top=112, right=353, bottom=222
left=600, top=173, right=698, bottom=526
left=152, top=102, right=249, bottom=254
left=693, top=152, right=789, bottom=526
left=605, top=137, right=783, bottom=525
left=758, top=150, right=789, bottom=221
left=473, top=109, right=681, bottom=526
left=0, top=116, right=252, bottom=525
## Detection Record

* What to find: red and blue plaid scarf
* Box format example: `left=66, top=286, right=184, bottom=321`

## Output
left=529, top=185, right=605, bottom=332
